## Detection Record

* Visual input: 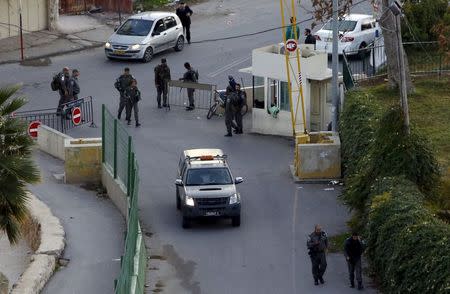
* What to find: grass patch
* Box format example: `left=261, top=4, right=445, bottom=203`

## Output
left=361, top=77, right=450, bottom=210
left=327, top=232, right=349, bottom=253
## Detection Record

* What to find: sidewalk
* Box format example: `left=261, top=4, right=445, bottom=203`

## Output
left=28, top=150, right=124, bottom=293
left=0, top=236, right=30, bottom=292
left=0, top=14, right=116, bottom=65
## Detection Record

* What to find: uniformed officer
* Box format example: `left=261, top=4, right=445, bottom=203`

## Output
left=115, top=67, right=134, bottom=119
left=233, top=83, right=246, bottom=134
left=57, top=67, right=71, bottom=114
left=70, top=69, right=80, bottom=100
left=154, top=58, right=171, bottom=108
left=307, top=224, right=328, bottom=285
left=224, top=91, right=235, bottom=137
left=124, top=79, right=141, bottom=127
left=180, top=62, right=197, bottom=111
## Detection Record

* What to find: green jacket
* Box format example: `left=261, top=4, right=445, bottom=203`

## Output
left=286, top=25, right=300, bottom=41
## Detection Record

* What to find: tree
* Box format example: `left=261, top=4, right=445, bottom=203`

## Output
left=0, top=85, right=40, bottom=244
left=311, top=0, right=414, bottom=93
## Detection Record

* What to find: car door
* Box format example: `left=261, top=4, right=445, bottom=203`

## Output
left=151, top=18, right=168, bottom=52
left=164, top=16, right=179, bottom=47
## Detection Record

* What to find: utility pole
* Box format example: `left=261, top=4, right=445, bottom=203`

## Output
left=331, top=0, right=339, bottom=132
left=390, top=0, right=410, bottom=134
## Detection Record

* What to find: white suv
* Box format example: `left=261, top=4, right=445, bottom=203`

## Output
left=314, top=14, right=381, bottom=55
left=105, top=11, right=184, bottom=62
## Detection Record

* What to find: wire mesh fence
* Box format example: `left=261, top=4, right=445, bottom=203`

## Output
left=168, top=80, right=217, bottom=110
left=101, top=104, right=146, bottom=294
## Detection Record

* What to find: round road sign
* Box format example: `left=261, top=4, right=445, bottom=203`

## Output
left=28, top=121, right=41, bottom=138
left=285, top=39, right=298, bottom=52
left=72, top=107, right=82, bottom=126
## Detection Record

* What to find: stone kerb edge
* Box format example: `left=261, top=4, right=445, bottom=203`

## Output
left=11, top=193, right=65, bottom=294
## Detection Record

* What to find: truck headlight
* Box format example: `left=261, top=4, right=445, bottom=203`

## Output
left=229, top=193, right=240, bottom=204
left=185, top=196, right=195, bottom=207
left=130, top=44, right=141, bottom=50
left=105, top=42, right=111, bottom=49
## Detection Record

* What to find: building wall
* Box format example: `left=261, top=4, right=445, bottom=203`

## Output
left=0, top=0, right=49, bottom=39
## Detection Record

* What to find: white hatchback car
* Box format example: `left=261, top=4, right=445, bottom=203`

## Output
left=105, top=12, right=185, bottom=62
left=315, top=14, right=381, bottom=55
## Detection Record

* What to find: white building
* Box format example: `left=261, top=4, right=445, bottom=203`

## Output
left=240, top=43, right=333, bottom=137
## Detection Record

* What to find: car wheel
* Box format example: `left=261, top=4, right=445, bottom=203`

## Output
left=232, top=216, right=241, bottom=227
left=182, top=216, right=190, bottom=229
left=142, top=47, right=153, bottom=63
left=176, top=190, right=181, bottom=210
left=174, top=36, right=184, bottom=52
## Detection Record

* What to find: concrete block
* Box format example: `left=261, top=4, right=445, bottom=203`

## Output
left=102, top=165, right=129, bottom=220
left=10, top=254, right=56, bottom=294
left=37, top=125, right=73, bottom=161
left=297, top=132, right=341, bottom=179
left=0, top=272, right=8, bottom=294
left=64, top=138, right=102, bottom=184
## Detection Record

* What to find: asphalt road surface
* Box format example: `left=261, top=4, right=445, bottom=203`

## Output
left=0, top=0, right=376, bottom=293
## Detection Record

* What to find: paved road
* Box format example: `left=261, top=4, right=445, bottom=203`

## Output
left=0, top=0, right=377, bottom=293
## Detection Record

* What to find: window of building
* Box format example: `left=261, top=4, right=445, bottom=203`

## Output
left=280, top=81, right=290, bottom=111
left=253, top=76, right=265, bottom=109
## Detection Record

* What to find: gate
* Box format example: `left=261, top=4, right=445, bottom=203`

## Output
left=13, top=96, right=96, bottom=134
left=59, top=0, right=133, bottom=14
left=168, top=80, right=217, bottom=110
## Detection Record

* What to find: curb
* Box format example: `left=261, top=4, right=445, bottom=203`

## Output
left=11, top=193, right=65, bottom=294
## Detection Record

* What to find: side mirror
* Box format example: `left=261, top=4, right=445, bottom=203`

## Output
left=114, top=26, right=119, bottom=32
left=175, top=179, right=183, bottom=186
left=234, top=177, right=244, bottom=184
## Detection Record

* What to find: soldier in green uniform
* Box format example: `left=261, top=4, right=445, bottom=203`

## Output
left=154, top=58, right=171, bottom=108
left=115, top=67, right=134, bottom=119
left=124, top=79, right=141, bottom=127
left=307, top=224, right=329, bottom=285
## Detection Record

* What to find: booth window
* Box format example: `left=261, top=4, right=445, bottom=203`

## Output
left=267, top=78, right=278, bottom=111
left=253, top=76, right=265, bottom=109
left=280, top=81, right=290, bottom=111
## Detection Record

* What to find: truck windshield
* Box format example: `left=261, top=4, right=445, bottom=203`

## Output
left=186, top=168, right=232, bottom=186
left=323, top=20, right=357, bottom=32
left=116, top=19, right=154, bottom=36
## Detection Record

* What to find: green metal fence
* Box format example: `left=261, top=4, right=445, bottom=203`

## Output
left=101, top=104, right=147, bottom=294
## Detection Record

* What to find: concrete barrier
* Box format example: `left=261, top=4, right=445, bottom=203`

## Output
left=11, top=193, right=65, bottom=294
left=101, top=165, right=129, bottom=220
left=37, top=125, right=73, bottom=161
left=64, top=138, right=102, bottom=184
left=296, top=132, right=341, bottom=180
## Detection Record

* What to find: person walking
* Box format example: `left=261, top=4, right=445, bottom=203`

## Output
left=154, top=58, right=171, bottom=108
left=115, top=67, right=134, bottom=119
left=176, top=1, right=193, bottom=44
left=56, top=67, right=71, bottom=114
left=285, top=17, right=300, bottom=41
left=233, top=83, right=246, bottom=134
left=124, top=79, right=141, bottom=127
left=224, top=91, right=235, bottom=137
left=344, top=232, right=366, bottom=290
left=180, top=62, right=198, bottom=111
left=307, top=224, right=328, bottom=285
left=69, top=69, right=80, bottom=100
left=304, top=28, right=316, bottom=45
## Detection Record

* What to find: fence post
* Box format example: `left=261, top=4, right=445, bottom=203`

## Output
left=113, top=119, right=118, bottom=179
left=102, top=104, right=105, bottom=163
left=130, top=152, right=135, bottom=200
left=127, top=136, right=132, bottom=196
left=372, top=47, right=376, bottom=76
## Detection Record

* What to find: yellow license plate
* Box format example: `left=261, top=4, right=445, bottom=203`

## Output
left=114, top=50, right=126, bottom=55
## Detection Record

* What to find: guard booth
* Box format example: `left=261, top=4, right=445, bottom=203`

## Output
left=240, top=44, right=333, bottom=136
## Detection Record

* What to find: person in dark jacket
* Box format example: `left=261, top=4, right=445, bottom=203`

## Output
left=57, top=67, right=71, bottom=114
left=176, top=2, right=193, bottom=44
left=233, top=83, right=245, bottom=134
left=307, top=224, right=328, bottom=285
left=304, top=28, right=316, bottom=45
left=154, top=58, right=171, bottom=108
left=180, top=62, right=197, bottom=110
left=344, top=232, right=366, bottom=290
left=124, top=79, right=141, bottom=127
left=69, top=69, right=80, bottom=100
left=115, top=67, right=134, bottom=120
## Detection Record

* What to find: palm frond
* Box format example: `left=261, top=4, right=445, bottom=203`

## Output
left=0, top=84, right=21, bottom=108
left=0, top=97, right=28, bottom=116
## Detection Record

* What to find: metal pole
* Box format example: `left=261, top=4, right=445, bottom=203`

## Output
left=19, top=0, right=24, bottom=61
left=113, top=119, right=118, bottom=179
left=118, top=0, right=122, bottom=26
left=331, top=0, right=339, bottom=132
left=102, top=104, right=105, bottom=163
left=395, top=14, right=410, bottom=134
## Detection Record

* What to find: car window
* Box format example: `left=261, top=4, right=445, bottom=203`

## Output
left=153, top=19, right=166, bottom=34
left=117, top=19, right=154, bottom=36
left=324, top=20, right=357, bottom=32
left=164, top=17, right=177, bottom=29
left=186, top=168, right=232, bottom=186
left=361, top=21, right=373, bottom=31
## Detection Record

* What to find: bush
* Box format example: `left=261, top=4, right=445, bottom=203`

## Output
left=134, top=0, right=168, bottom=10
left=367, top=177, right=450, bottom=293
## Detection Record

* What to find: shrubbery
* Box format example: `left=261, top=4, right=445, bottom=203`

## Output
left=340, top=91, right=449, bottom=293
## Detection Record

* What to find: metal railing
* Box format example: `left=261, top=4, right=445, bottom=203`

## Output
left=168, top=80, right=217, bottom=110
left=102, top=105, right=146, bottom=294
left=13, top=96, right=96, bottom=134
left=343, top=41, right=449, bottom=86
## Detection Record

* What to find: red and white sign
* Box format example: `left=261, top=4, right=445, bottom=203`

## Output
left=285, top=39, right=298, bottom=52
left=72, top=107, right=82, bottom=125
left=28, top=121, right=41, bottom=138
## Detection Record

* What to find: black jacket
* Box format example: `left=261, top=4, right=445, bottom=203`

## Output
left=344, top=237, right=365, bottom=263
left=176, top=6, right=193, bottom=26
left=305, top=34, right=316, bottom=45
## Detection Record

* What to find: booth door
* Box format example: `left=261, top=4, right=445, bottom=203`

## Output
left=310, top=81, right=323, bottom=131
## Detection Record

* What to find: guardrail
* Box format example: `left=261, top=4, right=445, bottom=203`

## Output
left=168, top=80, right=217, bottom=110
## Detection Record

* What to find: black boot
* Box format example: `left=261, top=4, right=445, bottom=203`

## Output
left=224, top=132, right=232, bottom=137
left=158, top=104, right=162, bottom=109
left=350, top=280, right=355, bottom=288
left=319, top=277, right=324, bottom=284
left=357, top=282, right=363, bottom=290
left=136, top=122, right=141, bottom=127
left=314, top=279, right=319, bottom=286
